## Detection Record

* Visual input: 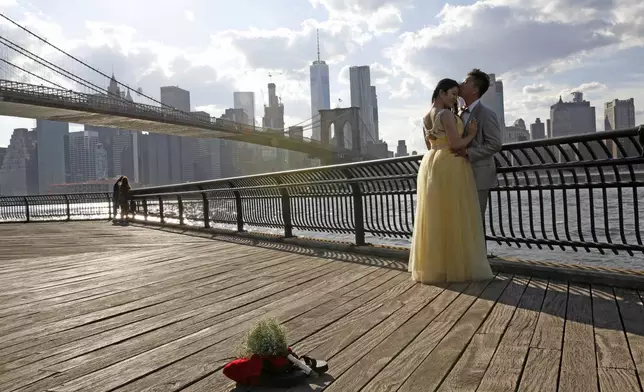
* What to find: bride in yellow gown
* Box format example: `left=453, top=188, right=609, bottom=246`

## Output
left=408, top=78, right=493, bottom=284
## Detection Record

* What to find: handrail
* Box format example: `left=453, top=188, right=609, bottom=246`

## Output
left=0, top=192, right=113, bottom=222
left=125, top=125, right=644, bottom=256
left=2, top=124, right=643, bottom=257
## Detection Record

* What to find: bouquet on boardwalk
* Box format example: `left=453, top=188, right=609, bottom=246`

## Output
left=223, top=317, right=329, bottom=387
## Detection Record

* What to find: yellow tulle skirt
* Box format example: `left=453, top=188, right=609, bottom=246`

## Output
left=408, top=148, right=493, bottom=284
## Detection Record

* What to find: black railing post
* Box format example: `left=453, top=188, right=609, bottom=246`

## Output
left=343, top=169, right=365, bottom=246
left=158, top=196, right=165, bottom=223
left=638, top=125, right=644, bottom=156
left=351, top=184, right=365, bottom=246
left=177, top=195, right=184, bottom=225
left=23, top=196, right=30, bottom=223
left=229, top=181, right=244, bottom=232
left=108, top=193, right=112, bottom=220
left=201, top=192, right=210, bottom=228
left=277, top=177, right=293, bottom=238
left=64, top=194, right=71, bottom=221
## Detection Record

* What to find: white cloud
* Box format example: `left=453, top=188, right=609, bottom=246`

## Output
left=309, top=0, right=410, bottom=34
left=0, top=0, right=642, bottom=155
left=523, top=83, right=548, bottom=95
left=386, top=1, right=622, bottom=88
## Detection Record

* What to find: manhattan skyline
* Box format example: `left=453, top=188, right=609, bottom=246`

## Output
left=0, top=0, right=642, bottom=154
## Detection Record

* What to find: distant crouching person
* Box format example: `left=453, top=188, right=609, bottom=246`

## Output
left=112, top=176, right=124, bottom=218
left=119, top=176, right=131, bottom=222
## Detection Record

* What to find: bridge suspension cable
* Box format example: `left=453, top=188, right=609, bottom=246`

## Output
left=0, top=57, right=67, bottom=90
left=0, top=36, right=115, bottom=96
left=0, top=13, right=266, bottom=132
left=0, top=13, right=177, bottom=110
left=0, top=12, right=368, bottom=158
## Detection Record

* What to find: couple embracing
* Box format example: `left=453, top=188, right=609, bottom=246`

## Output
left=408, top=69, right=502, bottom=284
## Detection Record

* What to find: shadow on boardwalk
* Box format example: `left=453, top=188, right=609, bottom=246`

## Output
left=133, top=222, right=644, bottom=341
left=1, top=221, right=642, bottom=392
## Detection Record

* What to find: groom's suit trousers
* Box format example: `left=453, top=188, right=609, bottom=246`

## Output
left=477, top=190, right=489, bottom=226
left=478, top=190, right=489, bottom=254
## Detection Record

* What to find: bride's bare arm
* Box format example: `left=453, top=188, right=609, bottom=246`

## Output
left=441, top=111, right=476, bottom=150
left=424, top=134, right=432, bottom=149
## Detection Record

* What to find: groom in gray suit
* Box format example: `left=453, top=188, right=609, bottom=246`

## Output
left=453, top=69, right=503, bottom=223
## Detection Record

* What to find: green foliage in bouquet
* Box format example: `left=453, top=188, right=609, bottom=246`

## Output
left=235, top=317, right=289, bottom=358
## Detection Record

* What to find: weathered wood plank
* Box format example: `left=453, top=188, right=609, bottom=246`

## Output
left=591, top=285, right=634, bottom=370
left=350, top=280, right=492, bottom=392
left=515, top=281, right=568, bottom=392
left=476, top=278, right=547, bottom=392
left=1, top=260, right=357, bottom=391
left=111, top=272, right=415, bottom=392
left=398, top=275, right=512, bottom=392
left=517, top=348, right=560, bottom=392
left=614, top=288, right=644, bottom=389
left=38, top=266, right=380, bottom=391
left=2, top=222, right=644, bottom=392
left=438, top=277, right=530, bottom=392
left=283, top=283, right=462, bottom=392
left=530, top=280, right=567, bottom=350
left=559, top=284, right=598, bottom=392
left=0, top=252, right=328, bottom=366
left=597, top=367, right=641, bottom=392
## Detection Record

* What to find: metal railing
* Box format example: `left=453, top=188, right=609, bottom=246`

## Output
left=0, top=79, right=355, bottom=159
left=128, top=126, right=644, bottom=256
left=0, top=193, right=112, bottom=222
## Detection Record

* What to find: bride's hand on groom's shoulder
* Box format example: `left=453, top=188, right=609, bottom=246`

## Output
left=467, top=118, right=478, bottom=136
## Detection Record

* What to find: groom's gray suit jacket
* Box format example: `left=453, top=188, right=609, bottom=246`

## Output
left=462, top=102, right=503, bottom=190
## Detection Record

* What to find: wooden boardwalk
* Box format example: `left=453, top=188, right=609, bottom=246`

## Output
left=0, top=222, right=643, bottom=392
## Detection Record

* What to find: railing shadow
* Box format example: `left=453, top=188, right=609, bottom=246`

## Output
left=445, top=274, right=644, bottom=338
left=129, top=223, right=408, bottom=272
left=131, top=222, right=644, bottom=339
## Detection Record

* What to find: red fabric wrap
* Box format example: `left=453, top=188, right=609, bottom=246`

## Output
left=222, top=349, right=294, bottom=385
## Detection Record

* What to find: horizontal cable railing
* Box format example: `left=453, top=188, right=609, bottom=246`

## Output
left=0, top=192, right=112, bottom=222
left=125, top=125, right=644, bottom=256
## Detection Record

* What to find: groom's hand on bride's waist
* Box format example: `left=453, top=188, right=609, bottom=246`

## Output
left=451, top=148, right=469, bottom=160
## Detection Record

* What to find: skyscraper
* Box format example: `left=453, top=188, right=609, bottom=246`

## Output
left=349, top=65, right=376, bottom=150
left=605, top=98, right=635, bottom=131
left=219, top=108, right=249, bottom=178
left=234, top=92, right=256, bottom=126
left=309, top=30, right=331, bottom=141
left=395, top=140, right=408, bottom=157
left=160, top=86, right=191, bottom=183
left=605, top=98, right=636, bottom=160
left=530, top=118, right=546, bottom=140
left=192, top=110, right=222, bottom=181
left=66, top=131, right=101, bottom=183
left=262, top=82, right=286, bottom=171
left=550, top=92, right=596, bottom=138
left=0, top=128, right=38, bottom=196
left=371, top=86, right=379, bottom=141
left=35, top=119, right=68, bottom=193
left=480, top=73, right=505, bottom=128
left=262, top=83, right=284, bottom=130
left=550, top=92, right=596, bottom=162
left=503, top=119, right=530, bottom=144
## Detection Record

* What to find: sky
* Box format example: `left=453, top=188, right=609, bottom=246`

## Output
left=0, top=0, right=642, bottom=153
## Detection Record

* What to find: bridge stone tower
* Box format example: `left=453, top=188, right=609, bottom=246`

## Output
left=318, top=107, right=362, bottom=164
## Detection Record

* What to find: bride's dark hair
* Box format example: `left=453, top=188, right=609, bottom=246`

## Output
left=424, top=78, right=460, bottom=133
left=431, top=78, right=460, bottom=102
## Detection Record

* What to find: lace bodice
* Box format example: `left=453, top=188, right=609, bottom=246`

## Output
left=424, top=109, right=464, bottom=149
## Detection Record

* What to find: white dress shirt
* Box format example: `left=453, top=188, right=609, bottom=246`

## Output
left=461, top=98, right=480, bottom=125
